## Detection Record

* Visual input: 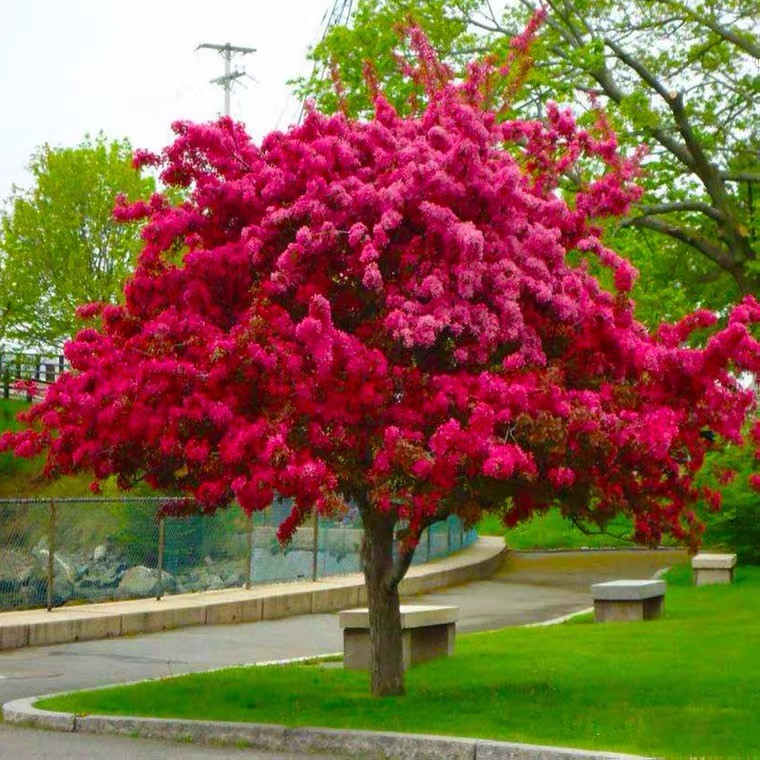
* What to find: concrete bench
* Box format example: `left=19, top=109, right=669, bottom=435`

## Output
left=692, top=553, right=736, bottom=586
left=591, top=580, right=665, bottom=623
left=339, top=605, right=458, bottom=670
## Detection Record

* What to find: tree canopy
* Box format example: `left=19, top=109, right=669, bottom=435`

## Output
left=2, top=28, right=759, bottom=696
left=0, top=134, right=154, bottom=349
left=297, top=0, right=759, bottom=323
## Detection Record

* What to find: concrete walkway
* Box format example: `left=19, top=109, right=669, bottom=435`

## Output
left=414, top=548, right=686, bottom=632
left=0, top=546, right=685, bottom=758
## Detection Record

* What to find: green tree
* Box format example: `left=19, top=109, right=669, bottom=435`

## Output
left=298, top=0, right=759, bottom=324
left=0, top=134, right=154, bottom=349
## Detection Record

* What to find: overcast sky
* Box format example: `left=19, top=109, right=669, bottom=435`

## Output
left=0, top=0, right=331, bottom=200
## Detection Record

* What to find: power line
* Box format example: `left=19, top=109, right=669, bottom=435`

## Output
left=322, top=0, right=354, bottom=36
left=196, top=42, right=256, bottom=117
left=298, top=0, right=355, bottom=124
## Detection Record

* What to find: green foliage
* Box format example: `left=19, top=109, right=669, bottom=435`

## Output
left=696, top=439, right=760, bottom=564
left=0, top=134, right=154, bottom=349
left=0, top=398, right=101, bottom=499
left=38, top=567, right=760, bottom=757
left=294, top=0, right=478, bottom=119
left=299, top=0, right=759, bottom=322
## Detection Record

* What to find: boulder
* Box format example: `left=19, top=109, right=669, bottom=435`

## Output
left=0, top=549, right=36, bottom=594
left=28, top=549, right=75, bottom=606
left=117, top=566, right=176, bottom=598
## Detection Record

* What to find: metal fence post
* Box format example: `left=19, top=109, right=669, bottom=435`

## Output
left=244, top=513, right=254, bottom=589
left=426, top=526, right=432, bottom=560
left=46, top=501, right=57, bottom=612
left=311, top=506, right=319, bottom=582
left=459, top=519, right=464, bottom=549
left=156, top=518, right=166, bottom=601
left=447, top=517, right=452, bottom=554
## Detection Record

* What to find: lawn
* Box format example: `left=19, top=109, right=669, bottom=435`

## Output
left=0, top=397, right=94, bottom=498
left=38, top=565, right=760, bottom=758
left=478, top=508, right=637, bottom=550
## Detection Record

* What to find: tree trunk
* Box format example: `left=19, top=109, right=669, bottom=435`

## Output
left=360, top=508, right=405, bottom=697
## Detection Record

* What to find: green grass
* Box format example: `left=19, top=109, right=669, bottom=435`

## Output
left=0, top=397, right=95, bottom=498
left=478, top=508, right=636, bottom=549
left=38, top=566, right=760, bottom=758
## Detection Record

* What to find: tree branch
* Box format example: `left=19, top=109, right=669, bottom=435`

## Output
left=465, top=14, right=513, bottom=36
left=569, top=515, right=634, bottom=543
left=632, top=201, right=726, bottom=223
left=603, top=38, right=714, bottom=175
left=619, top=216, right=735, bottom=271
left=721, top=171, right=760, bottom=183
left=388, top=511, right=450, bottom=589
left=654, top=0, right=760, bottom=59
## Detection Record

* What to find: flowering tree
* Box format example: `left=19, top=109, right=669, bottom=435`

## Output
left=2, top=26, right=759, bottom=697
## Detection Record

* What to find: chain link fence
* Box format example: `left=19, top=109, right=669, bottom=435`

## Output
left=0, top=497, right=476, bottom=612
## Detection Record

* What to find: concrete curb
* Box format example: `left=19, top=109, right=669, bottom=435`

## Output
left=0, top=536, right=506, bottom=651
left=2, top=696, right=654, bottom=759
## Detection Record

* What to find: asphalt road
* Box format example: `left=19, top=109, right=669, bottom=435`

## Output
left=0, top=548, right=684, bottom=759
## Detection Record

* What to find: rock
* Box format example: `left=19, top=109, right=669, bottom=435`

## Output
left=223, top=574, right=244, bottom=588
left=76, top=566, right=122, bottom=590
left=202, top=572, right=225, bottom=591
left=34, top=537, right=49, bottom=553
left=117, top=566, right=176, bottom=598
left=18, top=563, right=72, bottom=608
left=93, top=544, right=108, bottom=562
left=29, top=550, right=75, bottom=606
left=52, top=570, right=74, bottom=605
left=0, top=549, right=36, bottom=594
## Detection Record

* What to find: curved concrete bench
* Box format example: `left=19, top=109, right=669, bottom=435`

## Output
left=591, top=580, right=665, bottom=623
left=339, top=605, right=458, bottom=670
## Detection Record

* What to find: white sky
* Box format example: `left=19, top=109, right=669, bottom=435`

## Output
left=0, top=0, right=332, bottom=200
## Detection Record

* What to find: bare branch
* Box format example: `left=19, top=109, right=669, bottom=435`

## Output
left=569, top=515, right=634, bottom=543
left=465, top=14, right=512, bottom=35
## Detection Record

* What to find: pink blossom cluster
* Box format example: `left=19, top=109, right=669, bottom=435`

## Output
left=2, top=33, right=758, bottom=548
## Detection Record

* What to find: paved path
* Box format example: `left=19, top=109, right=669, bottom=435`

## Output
left=0, top=548, right=684, bottom=758
left=411, top=548, right=686, bottom=632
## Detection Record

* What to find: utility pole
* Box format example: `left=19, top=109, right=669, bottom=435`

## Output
left=196, top=42, right=256, bottom=116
